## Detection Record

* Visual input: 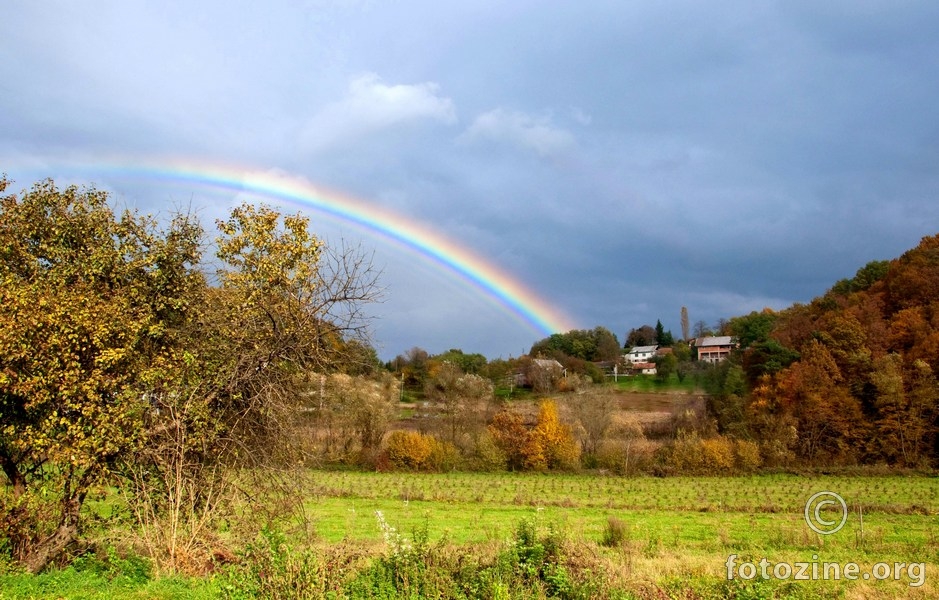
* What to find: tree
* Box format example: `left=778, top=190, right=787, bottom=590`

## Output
left=433, top=348, right=488, bottom=375
left=626, top=325, right=656, bottom=347
left=654, top=352, right=678, bottom=382
left=870, top=355, right=938, bottom=467
left=728, top=310, right=777, bottom=350
left=0, top=178, right=202, bottom=572
left=487, top=411, right=529, bottom=471
left=392, top=347, right=430, bottom=388
left=654, top=320, right=674, bottom=346
left=681, top=307, right=690, bottom=342
left=123, top=203, right=381, bottom=570
left=692, top=320, right=712, bottom=339
left=830, top=260, right=890, bottom=296
left=524, top=400, right=580, bottom=470
left=566, top=391, right=616, bottom=458
left=424, top=363, right=494, bottom=447
left=781, top=340, right=865, bottom=463
left=529, top=327, right=620, bottom=362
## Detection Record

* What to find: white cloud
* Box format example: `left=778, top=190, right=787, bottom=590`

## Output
left=460, top=108, right=576, bottom=157
left=301, top=73, right=457, bottom=152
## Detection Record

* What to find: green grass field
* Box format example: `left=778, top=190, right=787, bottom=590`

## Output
left=608, top=373, right=701, bottom=393
left=2, top=471, right=937, bottom=599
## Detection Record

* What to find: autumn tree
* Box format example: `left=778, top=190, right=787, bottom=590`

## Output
left=487, top=411, right=529, bottom=471
left=121, top=203, right=382, bottom=570
left=870, top=355, right=938, bottom=467
left=780, top=340, right=866, bottom=463
left=0, top=178, right=203, bottom=572
left=626, top=325, right=656, bottom=347
left=525, top=400, right=580, bottom=470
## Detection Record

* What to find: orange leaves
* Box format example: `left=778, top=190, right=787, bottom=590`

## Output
left=487, top=400, right=579, bottom=471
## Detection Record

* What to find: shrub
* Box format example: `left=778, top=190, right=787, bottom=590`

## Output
left=665, top=432, right=706, bottom=474
left=383, top=430, right=433, bottom=471
left=699, top=436, right=735, bottom=473
left=220, top=528, right=327, bottom=600
left=427, top=437, right=461, bottom=472
left=595, top=438, right=658, bottom=475
left=600, top=516, right=630, bottom=548
left=734, top=439, right=763, bottom=472
left=469, top=431, right=507, bottom=471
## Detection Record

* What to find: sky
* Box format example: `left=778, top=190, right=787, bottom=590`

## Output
left=3, top=1, right=939, bottom=361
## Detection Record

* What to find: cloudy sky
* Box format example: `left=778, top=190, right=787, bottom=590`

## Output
left=3, top=1, right=939, bottom=360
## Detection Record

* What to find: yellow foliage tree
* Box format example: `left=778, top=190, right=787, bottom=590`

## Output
left=526, top=400, right=580, bottom=470
left=0, top=178, right=203, bottom=572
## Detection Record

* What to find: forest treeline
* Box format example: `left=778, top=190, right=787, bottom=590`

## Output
left=705, top=238, right=939, bottom=468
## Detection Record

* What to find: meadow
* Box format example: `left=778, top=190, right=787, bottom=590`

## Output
left=1, top=471, right=936, bottom=599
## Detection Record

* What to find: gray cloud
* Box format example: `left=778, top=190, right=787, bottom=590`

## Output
left=3, top=1, right=939, bottom=359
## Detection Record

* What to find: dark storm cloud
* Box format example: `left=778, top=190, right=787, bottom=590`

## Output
left=3, top=1, right=939, bottom=357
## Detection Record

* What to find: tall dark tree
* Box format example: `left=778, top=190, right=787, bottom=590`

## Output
left=655, top=320, right=675, bottom=346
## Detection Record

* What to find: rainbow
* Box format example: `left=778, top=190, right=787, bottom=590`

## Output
left=47, top=157, right=576, bottom=336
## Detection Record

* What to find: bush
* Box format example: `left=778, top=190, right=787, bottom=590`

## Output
left=600, top=516, right=630, bottom=549
left=594, top=438, right=657, bottom=475
left=734, top=439, right=763, bottom=472
left=664, top=432, right=706, bottom=474
left=469, top=431, right=507, bottom=471
left=382, top=430, right=433, bottom=471
left=699, top=436, right=735, bottom=473
left=427, top=437, right=461, bottom=472
left=220, top=528, right=328, bottom=600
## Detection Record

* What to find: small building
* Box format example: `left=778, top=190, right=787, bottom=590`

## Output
left=624, top=345, right=658, bottom=364
left=632, top=361, right=657, bottom=375
left=693, top=336, right=735, bottom=363
left=515, top=358, right=565, bottom=388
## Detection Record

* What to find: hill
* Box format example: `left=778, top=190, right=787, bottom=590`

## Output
left=712, top=234, right=939, bottom=468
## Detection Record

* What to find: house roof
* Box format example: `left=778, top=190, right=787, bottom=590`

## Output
left=695, top=336, right=734, bottom=347
left=626, top=345, right=658, bottom=354
left=532, top=358, right=563, bottom=369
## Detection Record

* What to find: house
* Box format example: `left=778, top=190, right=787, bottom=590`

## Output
left=624, top=345, right=658, bottom=364
left=632, top=361, right=657, bottom=375
left=515, top=358, right=565, bottom=388
left=693, top=336, right=735, bottom=363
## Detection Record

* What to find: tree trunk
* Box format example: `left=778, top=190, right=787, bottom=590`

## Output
left=22, top=521, right=78, bottom=574
left=21, top=492, right=85, bottom=574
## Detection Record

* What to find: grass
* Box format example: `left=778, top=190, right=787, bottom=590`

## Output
left=4, top=471, right=937, bottom=598
left=298, top=471, right=938, bottom=598
left=609, top=373, right=701, bottom=393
